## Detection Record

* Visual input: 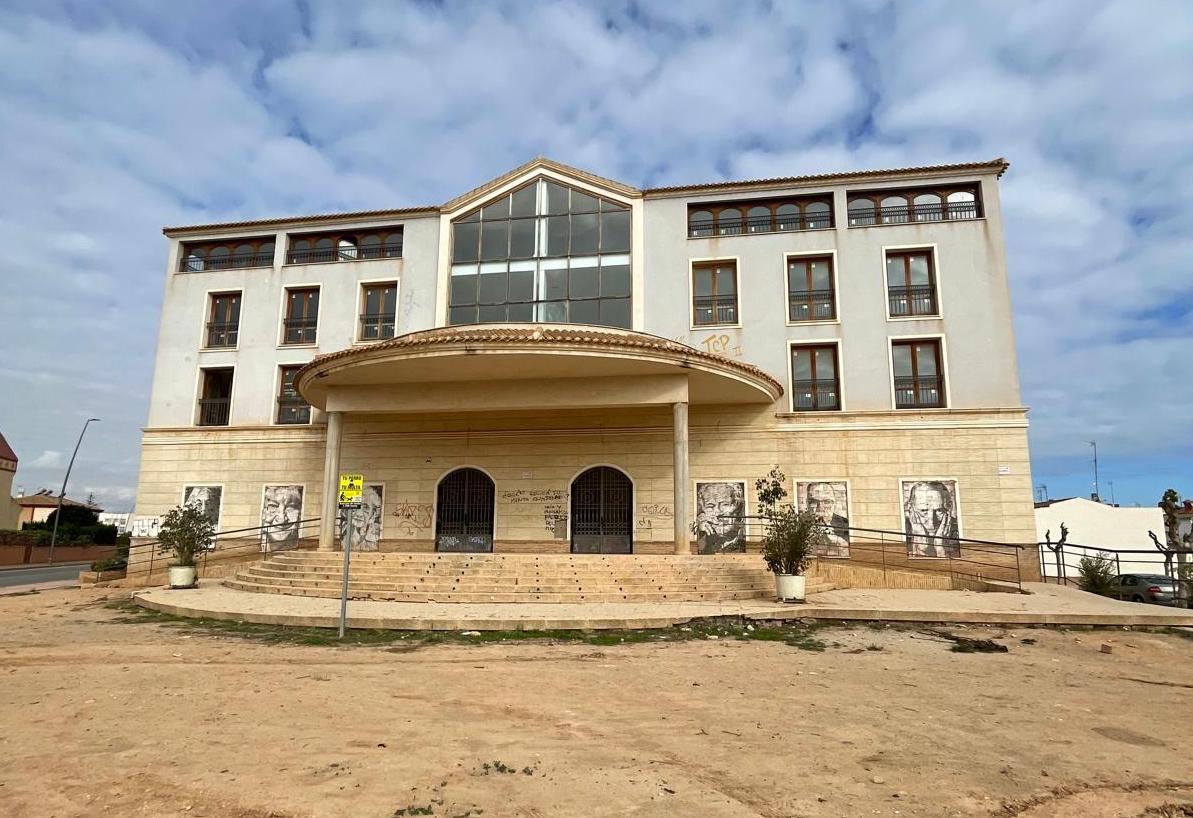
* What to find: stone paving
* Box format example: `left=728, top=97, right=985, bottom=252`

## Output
left=133, top=579, right=1193, bottom=630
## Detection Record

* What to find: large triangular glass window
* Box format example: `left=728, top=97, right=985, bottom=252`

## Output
left=449, top=179, right=631, bottom=328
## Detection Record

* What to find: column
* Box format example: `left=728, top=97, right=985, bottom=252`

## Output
left=672, top=401, right=689, bottom=555
left=318, top=411, right=344, bottom=551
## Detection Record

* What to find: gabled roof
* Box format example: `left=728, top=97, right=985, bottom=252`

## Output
left=0, top=430, right=17, bottom=464
left=439, top=156, right=641, bottom=214
left=15, top=491, right=101, bottom=510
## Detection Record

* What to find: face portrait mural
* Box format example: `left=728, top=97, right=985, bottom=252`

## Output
left=338, top=484, right=383, bottom=551
left=182, top=485, right=222, bottom=530
left=902, top=480, right=961, bottom=557
left=796, top=481, right=850, bottom=557
left=261, top=485, right=304, bottom=549
left=694, top=481, right=747, bottom=554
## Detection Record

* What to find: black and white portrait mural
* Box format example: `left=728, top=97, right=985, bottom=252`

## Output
left=901, top=479, right=961, bottom=558
left=338, top=483, right=384, bottom=551
left=694, top=480, right=747, bottom=554
left=261, top=485, right=304, bottom=550
left=796, top=480, right=850, bottom=557
left=182, top=485, right=222, bottom=530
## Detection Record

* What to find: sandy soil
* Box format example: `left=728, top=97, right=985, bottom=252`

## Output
left=0, top=588, right=1190, bottom=818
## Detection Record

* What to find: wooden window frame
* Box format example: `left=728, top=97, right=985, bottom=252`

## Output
left=690, top=259, right=740, bottom=328
left=687, top=196, right=833, bottom=238
left=358, top=280, right=399, bottom=342
left=846, top=184, right=982, bottom=228
left=286, top=228, right=403, bottom=265
left=788, top=343, right=842, bottom=412
left=890, top=338, right=946, bottom=409
left=195, top=366, right=234, bottom=427
left=884, top=248, right=939, bottom=318
left=179, top=237, right=275, bottom=272
left=282, top=286, right=320, bottom=346
left=785, top=253, right=837, bottom=324
left=204, top=291, right=241, bottom=349
left=275, top=365, right=311, bottom=425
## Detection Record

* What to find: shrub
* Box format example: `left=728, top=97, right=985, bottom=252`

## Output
left=156, top=504, right=214, bottom=568
left=761, top=507, right=829, bottom=577
left=1076, top=553, right=1118, bottom=596
left=90, top=537, right=130, bottom=572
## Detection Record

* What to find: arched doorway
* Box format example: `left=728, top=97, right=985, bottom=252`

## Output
left=570, top=466, right=633, bottom=554
left=435, top=468, right=495, bottom=552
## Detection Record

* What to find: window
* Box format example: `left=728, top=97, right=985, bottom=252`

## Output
left=360, top=282, right=397, bottom=340
left=846, top=185, right=981, bottom=227
left=197, top=368, right=233, bottom=426
left=283, top=287, right=319, bottom=345
left=892, top=339, right=944, bottom=408
left=205, top=292, right=241, bottom=348
left=687, top=196, right=832, bottom=238
left=787, top=255, right=835, bottom=322
left=276, top=366, right=311, bottom=424
left=180, top=238, right=274, bottom=272
left=449, top=179, right=632, bottom=328
left=287, top=229, right=402, bottom=264
left=691, top=260, right=738, bottom=326
left=886, top=249, right=938, bottom=317
left=790, top=344, right=840, bottom=411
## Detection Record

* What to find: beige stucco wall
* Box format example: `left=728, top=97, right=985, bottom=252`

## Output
left=0, top=467, right=17, bottom=529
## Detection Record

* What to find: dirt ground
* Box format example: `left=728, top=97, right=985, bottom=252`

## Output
left=0, top=588, right=1190, bottom=818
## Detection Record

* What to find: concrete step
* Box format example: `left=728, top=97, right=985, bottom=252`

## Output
left=243, top=566, right=774, bottom=583
left=232, top=577, right=773, bottom=595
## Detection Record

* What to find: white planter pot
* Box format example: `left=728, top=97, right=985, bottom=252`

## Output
left=168, top=565, right=197, bottom=589
left=775, top=574, right=806, bottom=602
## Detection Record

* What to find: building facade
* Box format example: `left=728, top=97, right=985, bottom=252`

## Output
left=134, top=157, right=1036, bottom=576
left=0, top=431, right=17, bottom=530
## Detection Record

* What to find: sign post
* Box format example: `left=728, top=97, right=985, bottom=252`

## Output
left=336, top=473, right=363, bottom=639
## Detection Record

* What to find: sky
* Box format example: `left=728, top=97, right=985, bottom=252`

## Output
left=0, top=0, right=1191, bottom=513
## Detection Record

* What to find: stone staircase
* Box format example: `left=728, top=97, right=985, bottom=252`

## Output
left=224, top=551, right=834, bottom=603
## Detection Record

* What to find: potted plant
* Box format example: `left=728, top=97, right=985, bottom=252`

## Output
left=755, top=467, right=828, bottom=602
left=157, top=503, right=214, bottom=589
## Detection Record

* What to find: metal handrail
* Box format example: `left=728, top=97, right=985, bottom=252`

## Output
left=848, top=201, right=979, bottom=227
left=132, top=517, right=325, bottom=584
left=196, top=398, right=230, bottom=426
left=692, top=295, right=738, bottom=325
left=204, top=321, right=239, bottom=348
left=888, top=284, right=937, bottom=316
left=359, top=312, right=396, bottom=340
left=893, top=375, right=943, bottom=409
left=286, top=244, right=402, bottom=265
left=179, top=252, right=273, bottom=272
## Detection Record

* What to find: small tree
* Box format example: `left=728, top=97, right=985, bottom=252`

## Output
left=761, top=507, right=830, bottom=576
left=156, top=504, right=214, bottom=568
left=755, top=466, right=788, bottom=519
left=1076, top=553, right=1117, bottom=597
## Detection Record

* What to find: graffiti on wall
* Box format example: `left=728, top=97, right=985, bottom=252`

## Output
left=543, top=504, right=568, bottom=537
left=699, top=333, right=742, bottom=359
left=501, top=488, right=566, bottom=505
left=391, top=501, right=433, bottom=536
left=636, top=503, right=673, bottom=534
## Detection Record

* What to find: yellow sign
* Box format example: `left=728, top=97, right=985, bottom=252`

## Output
left=338, top=473, right=364, bottom=508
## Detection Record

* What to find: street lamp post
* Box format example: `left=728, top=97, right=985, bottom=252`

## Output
left=48, top=418, right=100, bottom=565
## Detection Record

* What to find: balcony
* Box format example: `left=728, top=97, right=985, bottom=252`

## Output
left=791, top=379, right=840, bottom=411
left=197, top=398, right=230, bottom=426
left=788, top=290, right=835, bottom=322
left=205, top=321, right=239, bottom=348
left=688, top=210, right=831, bottom=238
left=849, top=200, right=979, bottom=228
left=692, top=295, right=738, bottom=326
left=888, top=285, right=938, bottom=317
left=359, top=312, right=396, bottom=341
left=276, top=395, right=311, bottom=425
left=894, top=376, right=944, bottom=409
left=286, top=242, right=403, bottom=265
left=282, top=317, right=318, bottom=345
left=179, top=251, right=272, bottom=272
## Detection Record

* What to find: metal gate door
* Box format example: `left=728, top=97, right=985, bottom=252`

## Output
left=435, top=468, right=495, bottom=552
left=570, top=466, right=633, bottom=554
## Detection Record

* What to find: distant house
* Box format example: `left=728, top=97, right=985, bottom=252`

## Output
left=0, top=431, right=17, bottom=529
left=1035, top=497, right=1167, bottom=578
left=13, top=490, right=103, bottom=528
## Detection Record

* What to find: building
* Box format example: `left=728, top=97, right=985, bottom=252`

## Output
left=97, top=512, right=133, bottom=535
left=1035, top=497, right=1166, bottom=578
left=133, top=157, right=1036, bottom=580
left=14, top=490, right=102, bottom=528
left=0, top=431, right=17, bottom=529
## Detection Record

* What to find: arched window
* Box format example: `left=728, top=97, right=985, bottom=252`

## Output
left=746, top=206, right=771, bottom=233
left=775, top=203, right=799, bottom=231
left=209, top=246, right=231, bottom=269
left=913, top=193, right=942, bottom=222
left=804, top=201, right=831, bottom=229
left=256, top=242, right=275, bottom=266
left=435, top=468, right=495, bottom=552
left=881, top=195, right=909, bottom=224
left=688, top=210, right=714, bottom=238
left=946, top=190, right=977, bottom=219
left=359, top=234, right=381, bottom=259
left=183, top=248, right=206, bottom=272
left=337, top=236, right=358, bottom=261
left=232, top=244, right=253, bottom=267
left=382, top=231, right=403, bottom=257
left=717, top=208, right=742, bottom=236
left=314, top=237, right=334, bottom=263
left=848, top=198, right=876, bottom=227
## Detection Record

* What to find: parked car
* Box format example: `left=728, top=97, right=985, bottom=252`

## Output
left=1114, top=574, right=1180, bottom=606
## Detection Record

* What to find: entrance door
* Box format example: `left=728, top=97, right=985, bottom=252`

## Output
left=435, top=468, right=495, bottom=552
left=570, top=466, right=633, bottom=554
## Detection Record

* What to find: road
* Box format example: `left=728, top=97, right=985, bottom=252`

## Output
left=0, top=563, right=85, bottom=589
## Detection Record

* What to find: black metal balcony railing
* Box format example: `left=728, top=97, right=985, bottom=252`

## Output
left=276, top=395, right=311, bottom=425
left=197, top=398, right=230, bottom=426
left=286, top=243, right=403, bottom=265
left=894, top=376, right=944, bottom=409
left=692, top=295, right=739, bottom=326
left=205, top=321, right=239, bottom=348
left=359, top=312, right=396, bottom=341
left=888, top=285, right=938, bottom=317
left=282, top=317, right=318, bottom=345
left=792, top=379, right=840, bottom=411
left=689, top=211, right=831, bottom=238
left=180, top=252, right=272, bottom=272
left=848, top=200, right=979, bottom=228
left=788, top=289, right=836, bottom=322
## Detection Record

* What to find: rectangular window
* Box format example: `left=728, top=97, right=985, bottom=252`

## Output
left=885, top=249, right=938, bottom=317
left=892, top=339, right=944, bottom=408
left=790, top=344, right=840, bottom=411
left=205, top=292, right=241, bottom=348
left=787, top=255, right=835, bottom=322
left=197, top=368, right=233, bottom=426
left=360, top=282, right=397, bottom=340
left=283, top=287, right=319, bottom=345
left=276, top=366, right=311, bottom=425
left=692, top=260, right=738, bottom=326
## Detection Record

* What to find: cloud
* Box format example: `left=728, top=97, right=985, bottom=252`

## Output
left=29, top=450, right=64, bottom=469
left=0, top=0, right=1190, bottom=508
